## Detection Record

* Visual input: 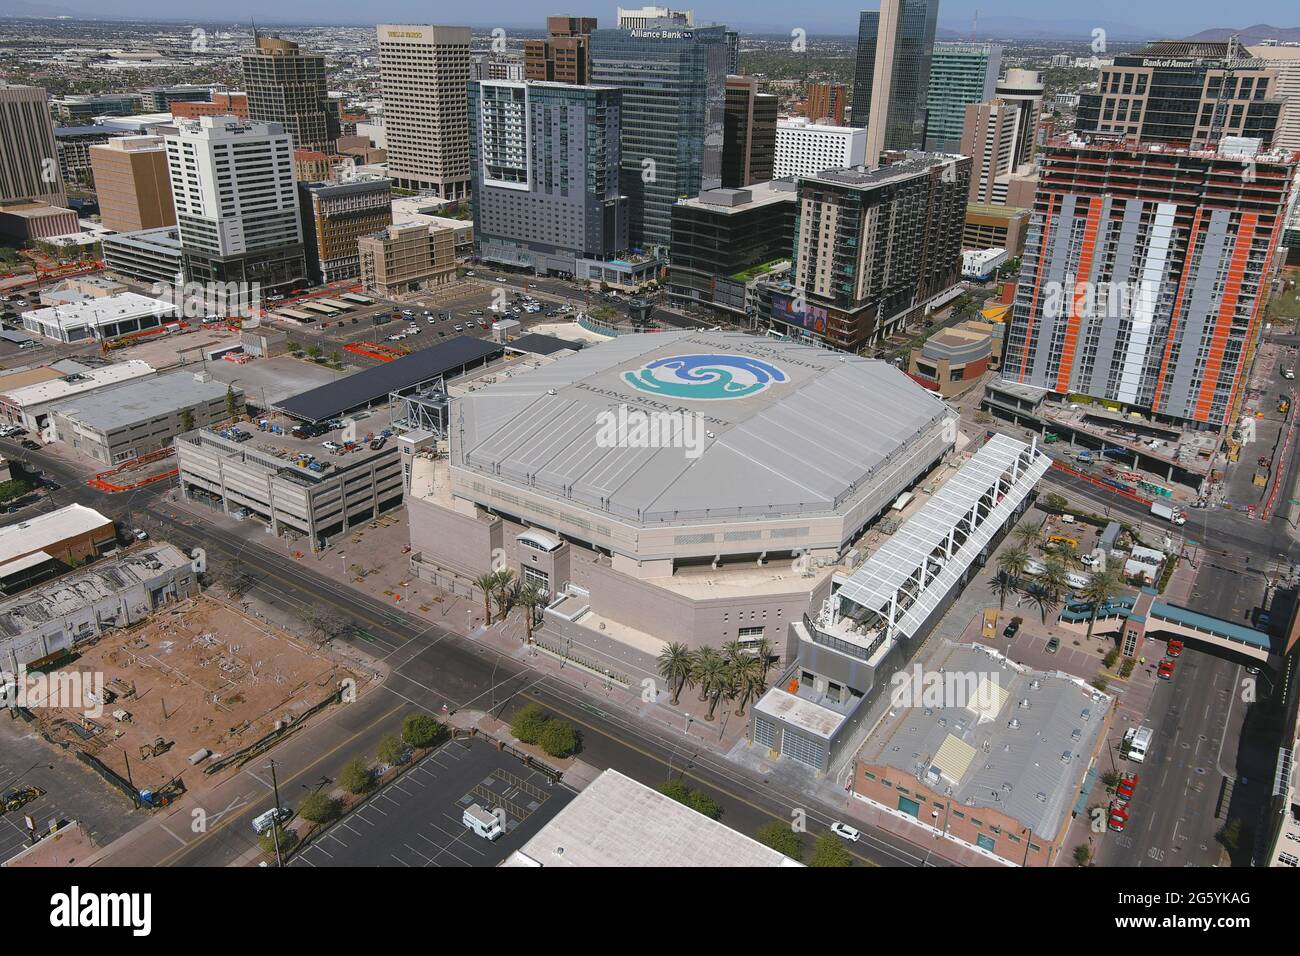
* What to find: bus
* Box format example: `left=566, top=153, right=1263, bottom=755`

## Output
left=340, top=292, right=374, bottom=305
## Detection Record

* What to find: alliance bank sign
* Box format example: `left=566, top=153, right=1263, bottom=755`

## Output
left=629, top=29, right=693, bottom=40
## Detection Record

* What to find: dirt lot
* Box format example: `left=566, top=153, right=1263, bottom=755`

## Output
left=32, top=595, right=359, bottom=795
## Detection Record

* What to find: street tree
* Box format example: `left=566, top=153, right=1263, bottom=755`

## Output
left=656, top=642, right=694, bottom=705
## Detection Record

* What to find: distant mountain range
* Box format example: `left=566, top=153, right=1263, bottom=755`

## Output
left=1186, top=24, right=1300, bottom=43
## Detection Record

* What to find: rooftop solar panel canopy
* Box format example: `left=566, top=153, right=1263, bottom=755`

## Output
left=509, top=332, right=585, bottom=356
left=275, top=336, right=503, bottom=422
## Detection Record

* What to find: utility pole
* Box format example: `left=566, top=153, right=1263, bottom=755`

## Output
left=267, top=759, right=284, bottom=867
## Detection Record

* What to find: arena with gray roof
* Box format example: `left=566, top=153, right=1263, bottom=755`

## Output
left=408, top=330, right=958, bottom=671
left=450, top=330, right=954, bottom=559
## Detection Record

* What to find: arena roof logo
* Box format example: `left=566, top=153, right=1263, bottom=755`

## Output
left=622, top=354, right=788, bottom=401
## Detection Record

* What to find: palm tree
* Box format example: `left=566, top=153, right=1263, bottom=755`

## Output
left=692, top=648, right=727, bottom=714
left=473, top=571, right=499, bottom=625
left=1012, top=521, right=1047, bottom=552
left=1034, top=559, right=1071, bottom=624
left=752, top=637, right=775, bottom=681
left=515, top=583, right=544, bottom=644
left=1052, top=541, right=1084, bottom=570
left=493, top=568, right=517, bottom=622
left=657, top=642, right=695, bottom=705
left=732, top=655, right=767, bottom=717
left=989, top=573, right=1016, bottom=610
left=995, top=545, right=1031, bottom=608
left=1081, top=568, right=1123, bottom=639
left=720, top=640, right=746, bottom=668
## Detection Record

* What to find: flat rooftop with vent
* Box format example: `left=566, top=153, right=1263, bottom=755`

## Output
left=850, top=640, right=1114, bottom=868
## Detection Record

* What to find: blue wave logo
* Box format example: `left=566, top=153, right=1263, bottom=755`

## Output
left=622, top=354, right=788, bottom=400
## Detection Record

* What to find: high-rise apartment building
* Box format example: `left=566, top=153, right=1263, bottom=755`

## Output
left=0, top=83, right=66, bottom=207
left=925, top=42, right=1002, bottom=153
left=769, top=154, right=970, bottom=351
left=524, top=16, right=598, bottom=85
left=242, top=34, right=338, bottom=153
left=298, top=176, right=393, bottom=284
left=89, top=135, right=176, bottom=233
left=1076, top=41, right=1284, bottom=149
left=616, top=6, right=693, bottom=29
left=164, top=115, right=306, bottom=303
left=467, top=80, right=627, bottom=274
left=850, top=0, right=939, bottom=164
left=961, top=99, right=1027, bottom=205
left=590, top=22, right=728, bottom=249
left=722, top=76, right=776, bottom=188
left=803, top=82, right=847, bottom=125
left=773, top=118, right=867, bottom=180
left=376, top=24, right=473, bottom=199
left=994, top=68, right=1044, bottom=167
left=1001, top=140, right=1296, bottom=427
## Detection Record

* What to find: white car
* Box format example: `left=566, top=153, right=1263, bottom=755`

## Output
left=495, top=276, right=509, bottom=282
left=131, top=528, right=148, bottom=541
left=829, top=821, right=860, bottom=842
left=321, top=440, right=342, bottom=452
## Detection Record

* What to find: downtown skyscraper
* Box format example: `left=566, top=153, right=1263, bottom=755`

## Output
left=924, top=42, right=1002, bottom=153
left=165, top=115, right=307, bottom=302
left=1001, top=140, right=1295, bottom=427
left=590, top=21, right=728, bottom=250
left=376, top=24, right=473, bottom=199
left=242, top=34, right=339, bottom=153
left=850, top=0, right=939, bottom=164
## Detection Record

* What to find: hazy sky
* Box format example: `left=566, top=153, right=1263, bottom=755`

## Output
left=56, top=1, right=1300, bottom=36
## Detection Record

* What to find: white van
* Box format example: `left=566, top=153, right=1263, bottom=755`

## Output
left=463, top=803, right=503, bottom=841
left=252, top=807, right=290, bottom=834
left=1122, top=726, right=1153, bottom=764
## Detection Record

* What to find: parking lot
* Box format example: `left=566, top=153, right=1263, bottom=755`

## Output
left=290, top=736, right=574, bottom=868
left=0, top=714, right=141, bottom=863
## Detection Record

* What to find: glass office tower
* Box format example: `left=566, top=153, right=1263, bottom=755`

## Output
left=850, top=0, right=939, bottom=162
left=590, top=22, right=727, bottom=250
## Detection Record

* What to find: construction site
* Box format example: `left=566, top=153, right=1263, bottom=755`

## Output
left=30, top=594, right=362, bottom=800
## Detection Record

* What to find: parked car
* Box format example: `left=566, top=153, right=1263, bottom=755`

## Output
left=1107, top=802, right=1129, bottom=832
left=1115, top=773, right=1139, bottom=804
left=1003, top=617, right=1022, bottom=640
left=321, top=440, right=343, bottom=452
left=369, top=437, right=386, bottom=451
left=1158, top=659, right=1176, bottom=681
left=829, top=821, right=860, bottom=842
left=20, top=439, right=39, bottom=450
left=1165, top=639, right=1183, bottom=658
left=1045, top=636, right=1061, bottom=654
left=131, top=528, right=148, bottom=541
